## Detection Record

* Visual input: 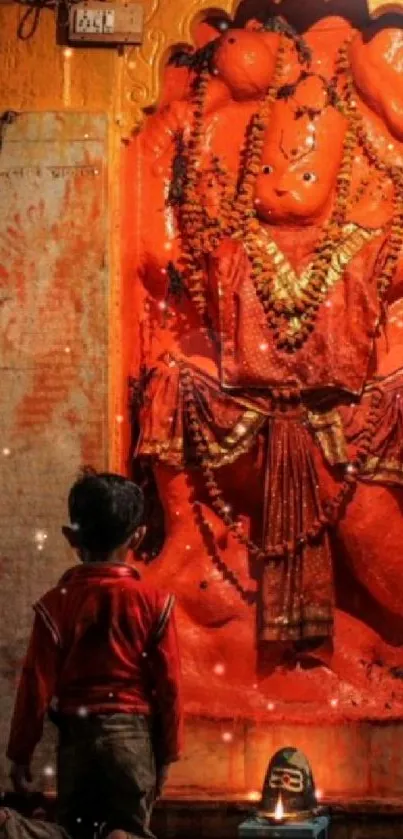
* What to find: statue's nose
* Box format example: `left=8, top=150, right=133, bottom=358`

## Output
left=275, top=188, right=288, bottom=197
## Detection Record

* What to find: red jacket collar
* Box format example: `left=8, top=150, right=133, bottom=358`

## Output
left=59, top=562, right=141, bottom=586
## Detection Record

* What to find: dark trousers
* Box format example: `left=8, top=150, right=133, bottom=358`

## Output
left=1, top=714, right=157, bottom=839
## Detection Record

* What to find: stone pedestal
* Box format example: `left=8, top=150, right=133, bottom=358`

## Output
left=238, top=815, right=330, bottom=839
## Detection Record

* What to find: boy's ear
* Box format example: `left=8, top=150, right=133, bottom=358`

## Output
left=130, top=525, right=147, bottom=552
left=62, top=525, right=81, bottom=549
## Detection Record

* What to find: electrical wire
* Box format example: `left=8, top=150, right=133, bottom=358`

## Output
left=15, top=0, right=82, bottom=41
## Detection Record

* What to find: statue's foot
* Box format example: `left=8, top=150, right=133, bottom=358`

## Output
left=180, top=608, right=403, bottom=721
left=318, top=610, right=403, bottom=711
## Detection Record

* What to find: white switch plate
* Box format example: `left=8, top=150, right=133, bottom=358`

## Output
left=103, top=10, right=115, bottom=33
left=69, top=2, right=143, bottom=44
left=75, top=9, right=103, bottom=33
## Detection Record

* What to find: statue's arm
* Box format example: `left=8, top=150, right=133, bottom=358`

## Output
left=350, top=28, right=403, bottom=141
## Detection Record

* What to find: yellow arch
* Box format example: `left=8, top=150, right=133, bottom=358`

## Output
left=368, top=0, right=403, bottom=15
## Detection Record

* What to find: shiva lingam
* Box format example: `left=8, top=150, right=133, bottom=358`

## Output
left=259, top=747, right=320, bottom=822
left=238, top=749, right=329, bottom=838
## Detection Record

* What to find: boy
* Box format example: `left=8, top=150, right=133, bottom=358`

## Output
left=1, top=469, right=182, bottom=839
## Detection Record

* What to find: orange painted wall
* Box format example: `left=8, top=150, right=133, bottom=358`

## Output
left=0, top=8, right=115, bottom=112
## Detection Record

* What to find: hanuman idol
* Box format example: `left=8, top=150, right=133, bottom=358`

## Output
left=128, top=8, right=403, bottom=717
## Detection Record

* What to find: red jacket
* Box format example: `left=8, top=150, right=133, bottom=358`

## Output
left=7, top=563, right=182, bottom=767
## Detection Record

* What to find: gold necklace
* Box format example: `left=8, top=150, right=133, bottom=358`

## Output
left=246, top=221, right=380, bottom=340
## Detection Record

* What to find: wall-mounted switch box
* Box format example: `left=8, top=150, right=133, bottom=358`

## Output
left=69, top=2, right=143, bottom=44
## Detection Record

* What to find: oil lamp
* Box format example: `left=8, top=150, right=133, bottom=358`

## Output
left=238, top=748, right=330, bottom=839
left=273, top=793, right=285, bottom=822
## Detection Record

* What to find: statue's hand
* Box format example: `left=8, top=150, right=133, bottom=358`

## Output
left=351, top=28, right=403, bottom=140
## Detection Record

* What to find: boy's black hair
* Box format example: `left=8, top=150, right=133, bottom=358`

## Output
left=68, top=468, right=144, bottom=554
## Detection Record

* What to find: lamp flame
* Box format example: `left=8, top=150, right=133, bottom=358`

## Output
left=274, top=793, right=285, bottom=821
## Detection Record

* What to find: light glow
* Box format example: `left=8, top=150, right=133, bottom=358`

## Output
left=274, top=793, right=284, bottom=821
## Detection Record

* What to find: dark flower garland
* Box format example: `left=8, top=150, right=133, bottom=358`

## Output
left=228, top=38, right=286, bottom=235
left=244, top=80, right=357, bottom=352
left=336, top=41, right=403, bottom=303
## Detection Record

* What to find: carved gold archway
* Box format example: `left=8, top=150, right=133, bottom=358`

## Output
left=121, top=0, right=239, bottom=133
left=120, top=0, right=403, bottom=133
left=368, top=0, right=403, bottom=14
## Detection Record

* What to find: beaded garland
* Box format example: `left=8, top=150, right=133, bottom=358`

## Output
left=177, top=35, right=403, bottom=352
left=168, top=28, right=403, bottom=569
left=181, top=366, right=384, bottom=564
left=336, top=41, right=403, bottom=302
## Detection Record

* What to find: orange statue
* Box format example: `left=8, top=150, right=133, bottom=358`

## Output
left=125, top=9, right=403, bottom=720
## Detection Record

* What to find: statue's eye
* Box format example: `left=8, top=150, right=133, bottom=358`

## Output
left=303, top=172, right=317, bottom=183
left=262, top=164, right=273, bottom=175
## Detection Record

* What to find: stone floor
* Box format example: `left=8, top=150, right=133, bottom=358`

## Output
left=2, top=793, right=403, bottom=838
left=151, top=798, right=403, bottom=838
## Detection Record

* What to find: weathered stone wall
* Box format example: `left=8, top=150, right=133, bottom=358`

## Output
left=0, top=8, right=113, bottom=786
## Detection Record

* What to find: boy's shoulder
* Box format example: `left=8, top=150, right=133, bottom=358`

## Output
left=36, top=563, right=173, bottom=609
left=33, top=566, right=175, bottom=643
left=131, top=577, right=175, bottom=614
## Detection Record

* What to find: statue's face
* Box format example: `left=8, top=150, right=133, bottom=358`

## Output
left=253, top=78, right=347, bottom=224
